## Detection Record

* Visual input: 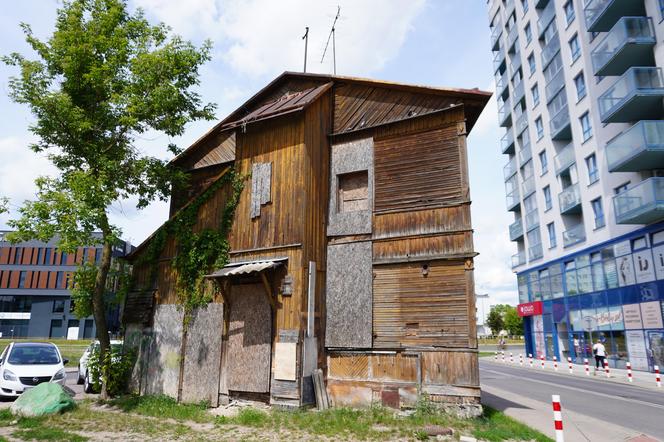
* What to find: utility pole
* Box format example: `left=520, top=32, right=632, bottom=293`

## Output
left=302, top=26, right=309, bottom=73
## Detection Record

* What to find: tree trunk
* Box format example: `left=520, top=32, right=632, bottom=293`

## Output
left=93, top=219, right=113, bottom=400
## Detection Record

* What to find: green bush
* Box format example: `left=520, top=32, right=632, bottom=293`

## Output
left=87, top=347, right=136, bottom=397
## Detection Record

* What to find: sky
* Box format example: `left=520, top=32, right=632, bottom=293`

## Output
left=0, top=0, right=516, bottom=308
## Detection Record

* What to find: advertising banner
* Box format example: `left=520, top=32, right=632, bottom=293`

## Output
left=652, top=244, right=664, bottom=280
left=517, top=301, right=543, bottom=317
left=617, top=254, right=636, bottom=287
left=641, top=301, right=664, bottom=329
left=626, top=330, right=649, bottom=370
left=634, top=249, right=656, bottom=283
left=623, top=304, right=643, bottom=329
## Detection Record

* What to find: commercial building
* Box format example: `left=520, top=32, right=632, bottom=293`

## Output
left=0, top=231, right=132, bottom=339
left=487, top=0, right=664, bottom=370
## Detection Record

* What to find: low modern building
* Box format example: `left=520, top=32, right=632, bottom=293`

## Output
left=487, top=0, right=664, bottom=371
left=0, top=231, right=132, bottom=339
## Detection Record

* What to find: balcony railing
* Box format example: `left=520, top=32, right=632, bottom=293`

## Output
left=607, top=121, right=664, bottom=172
left=584, top=0, right=647, bottom=33
left=535, top=0, right=550, bottom=8
left=554, top=142, right=575, bottom=175
left=509, top=219, right=524, bottom=241
left=519, top=144, right=532, bottom=166
left=562, top=223, right=586, bottom=248
left=528, top=243, right=543, bottom=261
left=614, top=177, right=664, bottom=224
left=499, top=98, right=513, bottom=127
left=501, top=129, right=515, bottom=155
left=598, top=67, right=664, bottom=123
left=510, top=53, right=522, bottom=77
left=513, top=81, right=525, bottom=106
left=525, top=208, right=539, bottom=231
left=490, top=21, right=503, bottom=51
left=514, top=108, right=528, bottom=135
left=522, top=176, right=536, bottom=198
left=592, top=17, right=655, bottom=76
left=545, top=67, right=565, bottom=103
left=493, top=48, right=506, bottom=71
left=512, top=251, right=526, bottom=268
left=549, top=104, right=572, bottom=140
left=504, top=157, right=518, bottom=180
left=541, top=33, right=560, bottom=70
left=506, top=188, right=521, bottom=211
left=559, top=183, right=582, bottom=214
left=505, top=0, right=516, bottom=16
left=507, top=25, right=519, bottom=52
left=496, top=70, right=509, bottom=96
left=537, top=0, right=556, bottom=38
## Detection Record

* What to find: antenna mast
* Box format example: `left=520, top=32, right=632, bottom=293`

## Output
left=302, top=26, right=309, bottom=73
left=321, top=6, right=340, bottom=75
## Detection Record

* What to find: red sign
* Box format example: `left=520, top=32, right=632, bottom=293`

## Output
left=517, top=301, right=543, bottom=317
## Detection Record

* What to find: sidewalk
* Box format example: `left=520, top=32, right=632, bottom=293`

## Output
left=486, top=353, right=663, bottom=391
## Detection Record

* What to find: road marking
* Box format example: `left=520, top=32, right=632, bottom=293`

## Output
left=481, top=368, right=664, bottom=411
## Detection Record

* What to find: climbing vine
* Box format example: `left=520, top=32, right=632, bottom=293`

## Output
left=135, top=168, right=245, bottom=314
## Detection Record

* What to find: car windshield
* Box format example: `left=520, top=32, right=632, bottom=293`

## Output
left=8, top=345, right=61, bottom=365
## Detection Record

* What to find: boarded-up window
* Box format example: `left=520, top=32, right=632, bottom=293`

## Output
left=374, top=125, right=462, bottom=212
left=338, top=171, right=368, bottom=213
left=251, top=162, right=272, bottom=218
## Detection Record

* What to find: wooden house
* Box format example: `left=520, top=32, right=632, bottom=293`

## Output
left=123, top=72, right=490, bottom=412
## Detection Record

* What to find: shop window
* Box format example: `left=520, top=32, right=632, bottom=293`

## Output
left=632, top=236, right=648, bottom=251
left=338, top=171, right=368, bottom=213
left=564, top=261, right=578, bottom=295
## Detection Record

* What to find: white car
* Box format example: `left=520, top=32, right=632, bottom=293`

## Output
left=0, top=342, right=68, bottom=398
left=77, top=340, right=122, bottom=393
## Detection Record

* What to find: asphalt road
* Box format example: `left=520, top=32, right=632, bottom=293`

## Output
left=480, top=359, right=664, bottom=440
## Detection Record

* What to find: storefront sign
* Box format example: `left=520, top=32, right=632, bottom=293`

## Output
left=626, top=330, right=649, bottom=371
left=616, top=254, right=636, bottom=287
left=596, top=309, right=623, bottom=328
left=641, top=301, right=664, bottom=329
left=517, top=301, right=543, bottom=317
left=623, top=304, right=643, bottom=329
left=634, top=249, right=656, bottom=283
left=652, top=244, right=664, bottom=280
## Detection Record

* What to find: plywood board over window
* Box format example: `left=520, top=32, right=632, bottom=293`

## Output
left=338, top=171, right=368, bottom=212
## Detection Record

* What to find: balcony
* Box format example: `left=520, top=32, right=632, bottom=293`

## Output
left=591, top=17, right=655, bottom=77
left=509, top=219, right=524, bottom=241
left=512, top=251, right=526, bottom=268
left=598, top=67, right=664, bottom=123
left=614, top=177, right=664, bottom=224
left=584, top=0, right=647, bottom=33
left=563, top=223, right=586, bottom=248
left=507, top=188, right=521, bottom=211
left=522, top=176, right=536, bottom=198
left=535, top=0, right=550, bottom=8
left=525, top=208, right=539, bottom=231
left=554, top=142, right=575, bottom=175
left=510, top=54, right=522, bottom=77
left=499, top=99, right=513, bottom=127
left=505, top=0, right=516, bottom=16
left=514, top=108, right=528, bottom=135
left=519, top=144, right=532, bottom=166
left=559, top=183, right=582, bottom=214
left=507, top=25, right=519, bottom=53
left=490, top=21, right=503, bottom=51
left=493, top=48, right=507, bottom=72
left=528, top=243, right=543, bottom=261
left=541, top=33, right=560, bottom=70
left=501, top=129, right=516, bottom=155
left=550, top=104, right=572, bottom=140
left=513, top=81, right=526, bottom=107
left=496, top=70, right=509, bottom=97
left=545, top=67, right=565, bottom=103
left=537, top=0, right=556, bottom=38
left=504, top=157, right=518, bottom=180
left=607, top=121, right=664, bottom=172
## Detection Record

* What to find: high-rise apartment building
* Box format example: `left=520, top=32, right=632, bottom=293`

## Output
left=487, top=0, right=664, bottom=371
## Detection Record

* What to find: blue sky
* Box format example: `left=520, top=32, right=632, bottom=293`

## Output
left=0, top=0, right=516, bottom=306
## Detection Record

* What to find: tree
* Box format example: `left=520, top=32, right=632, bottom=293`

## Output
left=486, top=308, right=504, bottom=336
left=2, top=0, right=215, bottom=398
left=503, top=306, right=524, bottom=336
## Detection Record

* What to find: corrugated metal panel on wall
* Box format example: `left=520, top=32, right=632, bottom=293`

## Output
left=373, top=124, right=461, bottom=212
left=373, top=260, right=469, bottom=348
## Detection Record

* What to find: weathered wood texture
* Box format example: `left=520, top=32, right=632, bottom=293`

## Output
left=372, top=261, right=470, bottom=349
left=421, top=351, right=479, bottom=387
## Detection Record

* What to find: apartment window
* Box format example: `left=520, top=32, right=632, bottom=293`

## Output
left=591, top=198, right=605, bottom=229
left=60, top=252, right=67, bottom=265
left=539, top=150, right=548, bottom=175
left=586, top=153, right=599, bottom=184
left=521, top=0, right=529, bottom=14
left=53, top=299, right=65, bottom=313
left=535, top=117, right=544, bottom=140
left=13, top=248, right=22, bottom=265
left=531, top=84, right=540, bottom=107
left=614, top=182, right=630, bottom=194
left=55, top=271, right=63, bottom=289
left=569, top=34, right=581, bottom=62
left=580, top=112, right=592, bottom=141
left=660, top=0, right=664, bottom=19
left=543, top=185, right=552, bottom=211
left=44, top=248, right=52, bottom=265
left=547, top=222, right=557, bottom=248
left=524, top=23, right=532, bottom=44
left=574, top=72, right=586, bottom=100
left=527, top=53, right=536, bottom=75
left=563, top=1, right=575, bottom=26
left=18, top=271, right=26, bottom=288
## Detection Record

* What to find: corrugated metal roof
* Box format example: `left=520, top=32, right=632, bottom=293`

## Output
left=206, top=259, right=283, bottom=278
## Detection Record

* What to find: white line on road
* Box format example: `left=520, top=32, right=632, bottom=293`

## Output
left=481, top=368, right=664, bottom=411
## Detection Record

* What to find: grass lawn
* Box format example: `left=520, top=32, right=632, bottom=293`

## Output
left=0, top=395, right=553, bottom=441
left=0, top=338, right=91, bottom=364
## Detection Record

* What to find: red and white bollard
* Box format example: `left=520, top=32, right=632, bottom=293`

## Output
left=494, top=351, right=498, bottom=361
left=584, top=358, right=590, bottom=376
left=502, top=351, right=506, bottom=363
left=604, top=360, right=610, bottom=378
left=529, top=353, right=533, bottom=368
left=567, top=357, right=573, bottom=374
left=510, top=352, right=514, bottom=364
left=519, top=354, right=524, bottom=366
left=655, top=365, right=661, bottom=388
left=541, top=354, right=545, bottom=369
left=553, top=356, right=558, bottom=371
left=551, top=395, right=565, bottom=442
left=626, top=362, right=633, bottom=383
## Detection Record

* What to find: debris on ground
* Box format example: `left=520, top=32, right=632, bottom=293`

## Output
left=208, top=398, right=271, bottom=418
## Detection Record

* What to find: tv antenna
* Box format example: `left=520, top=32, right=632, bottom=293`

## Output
left=302, top=26, right=309, bottom=72
left=320, top=6, right=340, bottom=75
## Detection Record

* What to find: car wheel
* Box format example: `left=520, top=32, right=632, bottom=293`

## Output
left=83, top=371, right=93, bottom=394
left=77, top=365, right=84, bottom=385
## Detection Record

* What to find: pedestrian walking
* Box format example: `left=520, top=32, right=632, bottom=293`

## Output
left=592, top=340, right=606, bottom=375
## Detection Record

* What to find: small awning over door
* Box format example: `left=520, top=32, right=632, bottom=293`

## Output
left=205, top=257, right=287, bottom=279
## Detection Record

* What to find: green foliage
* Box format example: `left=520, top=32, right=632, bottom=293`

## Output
left=234, top=408, right=269, bottom=427
left=12, top=428, right=88, bottom=442
left=70, top=260, right=131, bottom=319
left=486, top=308, right=504, bottom=336
left=472, top=406, right=552, bottom=442
left=109, top=395, right=211, bottom=423
left=86, top=346, right=136, bottom=397
left=503, top=306, right=524, bottom=336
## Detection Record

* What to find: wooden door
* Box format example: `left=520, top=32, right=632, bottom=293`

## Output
left=226, top=283, right=273, bottom=393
